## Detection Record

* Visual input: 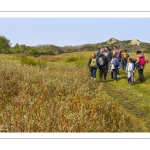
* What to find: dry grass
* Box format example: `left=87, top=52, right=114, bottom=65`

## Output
left=0, top=53, right=148, bottom=132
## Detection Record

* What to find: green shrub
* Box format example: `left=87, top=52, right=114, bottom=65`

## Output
left=28, top=48, right=40, bottom=57
left=41, top=50, right=55, bottom=55
left=28, top=48, right=55, bottom=57
left=20, top=55, right=46, bottom=67
left=65, top=57, right=79, bottom=62
left=2, top=48, right=13, bottom=54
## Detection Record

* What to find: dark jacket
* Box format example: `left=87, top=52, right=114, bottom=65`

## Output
left=104, top=50, right=112, bottom=63
left=97, top=53, right=108, bottom=69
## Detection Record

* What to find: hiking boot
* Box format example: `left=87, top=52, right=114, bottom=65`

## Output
left=94, top=78, right=96, bottom=81
left=114, top=80, right=116, bottom=82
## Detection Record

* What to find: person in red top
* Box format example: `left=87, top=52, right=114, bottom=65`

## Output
left=135, top=50, right=146, bottom=83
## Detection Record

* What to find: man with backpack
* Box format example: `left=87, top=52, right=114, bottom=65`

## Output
left=104, top=46, right=112, bottom=72
left=97, top=49, right=108, bottom=82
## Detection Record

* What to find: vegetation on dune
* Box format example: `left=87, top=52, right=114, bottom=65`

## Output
left=1, top=35, right=150, bottom=57
left=0, top=52, right=150, bottom=132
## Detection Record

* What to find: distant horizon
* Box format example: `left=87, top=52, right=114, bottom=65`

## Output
left=11, top=38, right=149, bottom=48
left=1, top=18, right=150, bottom=47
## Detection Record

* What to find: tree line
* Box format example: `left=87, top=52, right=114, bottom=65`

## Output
left=0, top=35, right=150, bottom=57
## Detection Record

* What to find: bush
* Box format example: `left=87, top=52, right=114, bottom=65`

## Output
left=28, top=48, right=55, bottom=57
left=65, top=49, right=75, bottom=53
left=0, top=36, right=11, bottom=53
left=65, top=57, right=79, bottom=62
left=2, top=48, right=13, bottom=54
left=20, top=55, right=46, bottom=67
left=41, top=50, right=55, bottom=55
left=28, top=48, right=40, bottom=57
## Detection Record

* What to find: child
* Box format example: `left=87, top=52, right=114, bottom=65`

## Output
left=88, top=53, right=97, bottom=81
left=126, top=58, right=134, bottom=85
left=110, top=54, right=119, bottom=82
left=132, top=58, right=137, bottom=82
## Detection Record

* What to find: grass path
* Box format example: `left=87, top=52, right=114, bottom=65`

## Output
left=102, top=70, right=150, bottom=131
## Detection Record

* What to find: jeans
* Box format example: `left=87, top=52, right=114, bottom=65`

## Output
left=111, top=68, right=117, bottom=80
left=122, top=59, right=127, bottom=70
left=117, top=62, right=121, bottom=75
left=138, top=69, right=144, bottom=83
left=90, top=67, right=97, bottom=78
left=99, top=68, right=107, bottom=79
left=128, top=73, right=133, bottom=84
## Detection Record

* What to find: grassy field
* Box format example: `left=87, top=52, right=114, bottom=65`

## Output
left=0, top=52, right=150, bottom=132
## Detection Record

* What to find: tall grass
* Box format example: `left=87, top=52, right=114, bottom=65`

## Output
left=0, top=54, right=147, bottom=132
left=20, top=55, right=46, bottom=67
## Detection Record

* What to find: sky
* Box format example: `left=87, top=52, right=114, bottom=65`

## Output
left=0, top=18, right=150, bottom=47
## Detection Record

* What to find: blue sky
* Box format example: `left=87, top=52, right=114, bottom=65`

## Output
left=0, top=18, right=150, bottom=47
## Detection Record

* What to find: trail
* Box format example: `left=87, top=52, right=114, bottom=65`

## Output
left=102, top=71, right=150, bottom=131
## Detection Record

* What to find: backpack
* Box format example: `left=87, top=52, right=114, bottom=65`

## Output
left=103, top=52, right=108, bottom=58
left=135, top=63, right=140, bottom=69
left=98, top=56, right=105, bottom=66
left=132, top=59, right=136, bottom=64
left=139, top=57, right=146, bottom=66
left=90, top=58, right=97, bottom=67
left=128, top=63, right=133, bottom=72
left=113, top=58, right=119, bottom=66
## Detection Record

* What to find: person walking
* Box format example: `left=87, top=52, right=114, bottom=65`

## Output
left=126, top=58, right=134, bottom=85
left=135, top=50, right=146, bottom=83
left=116, top=48, right=122, bottom=75
left=88, top=53, right=98, bottom=81
left=110, top=54, right=120, bottom=82
left=97, top=49, right=108, bottom=82
left=122, top=50, right=129, bottom=70
left=104, top=46, right=112, bottom=72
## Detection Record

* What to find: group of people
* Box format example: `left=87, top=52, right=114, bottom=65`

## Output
left=88, top=45, right=146, bottom=84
